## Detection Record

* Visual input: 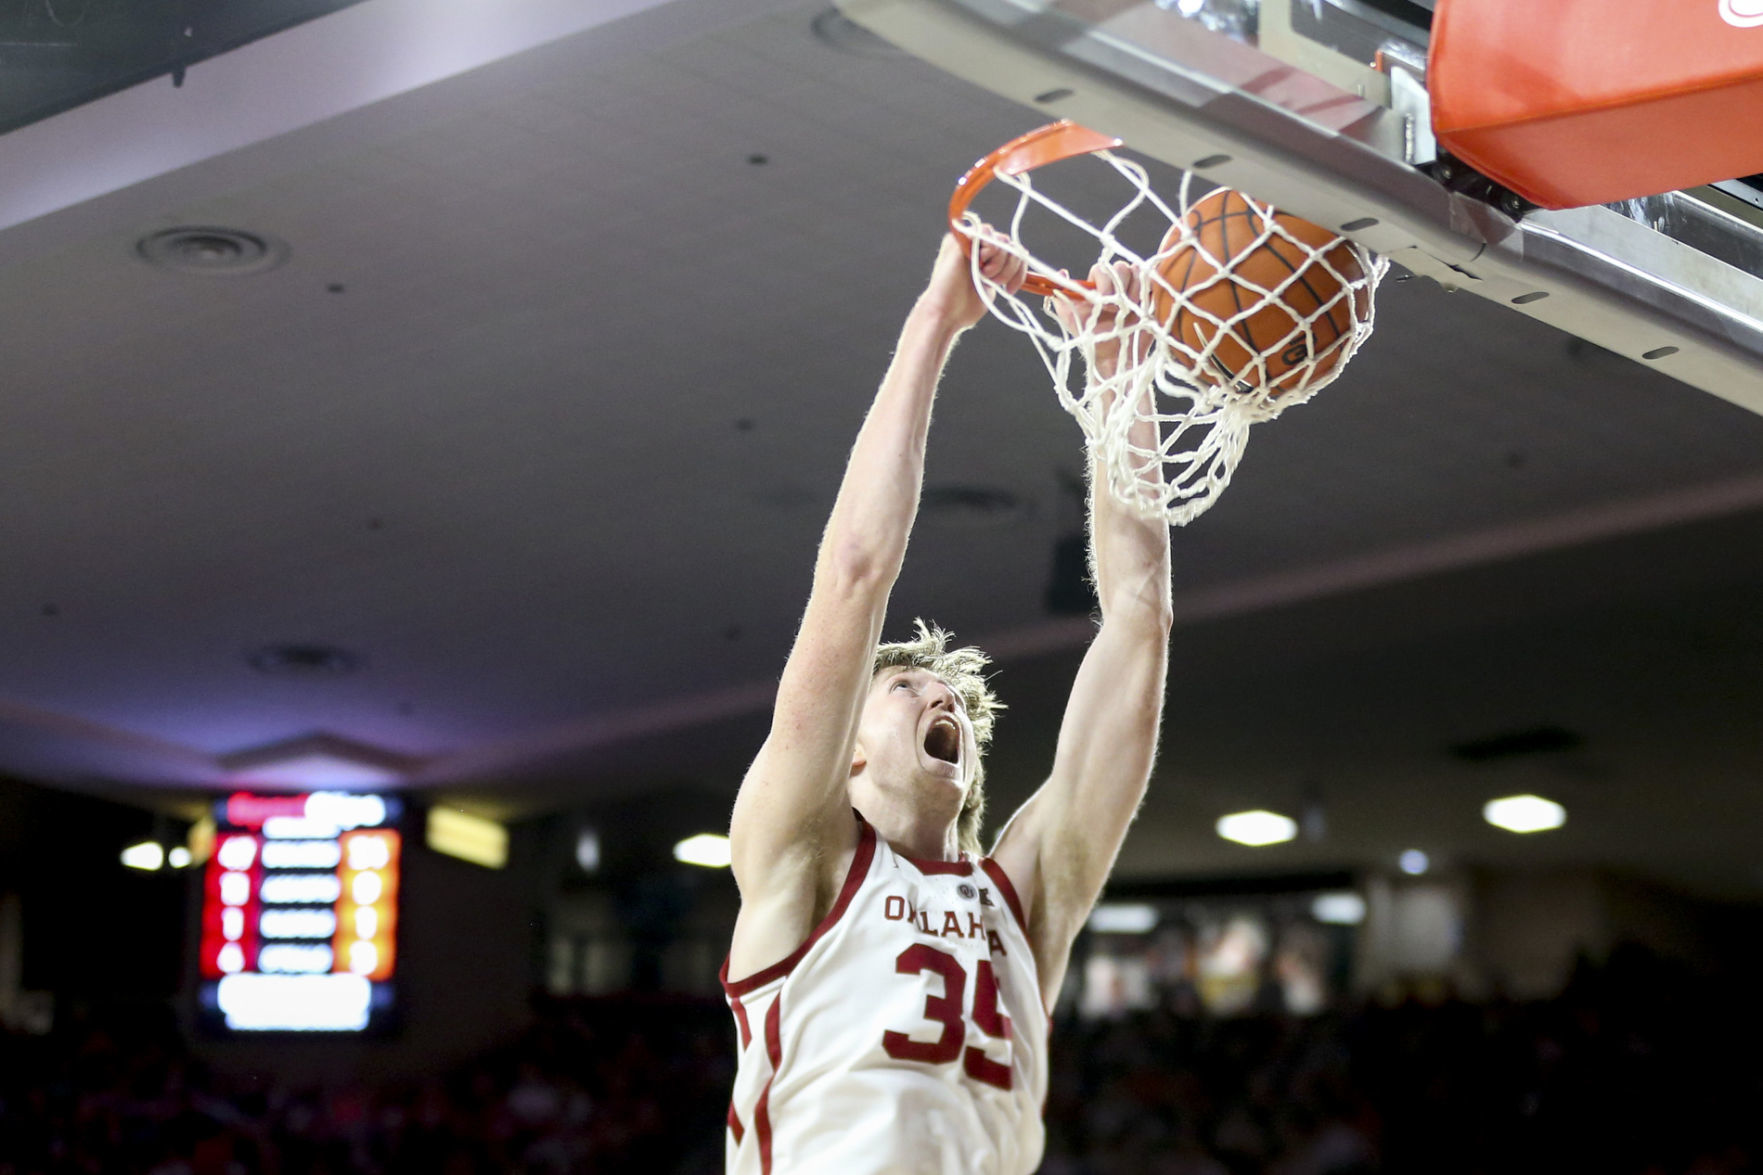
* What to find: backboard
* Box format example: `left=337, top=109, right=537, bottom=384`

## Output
left=838, top=0, right=1763, bottom=414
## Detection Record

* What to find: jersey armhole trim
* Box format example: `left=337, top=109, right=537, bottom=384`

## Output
left=978, top=856, right=1029, bottom=935
left=721, top=818, right=877, bottom=997
left=978, top=856, right=1053, bottom=1022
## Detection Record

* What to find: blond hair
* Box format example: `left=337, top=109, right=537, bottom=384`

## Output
left=872, top=620, right=1003, bottom=855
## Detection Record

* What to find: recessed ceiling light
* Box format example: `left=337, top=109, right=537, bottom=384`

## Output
left=1087, top=903, right=1158, bottom=934
left=1399, top=849, right=1430, bottom=875
left=121, top=841, right=165, bottom=871
left=1216, top=809, right=1297, bottom=847
left=576, top=829, right=601, bottom=873
left=1310, top=892, right=1365, bottom=925
left=136, top=227, right=289, bottom=276
left=426, top=808, right=508, bottom=869
left=674, top=833, right=731, bottom=868
left=1483, top=794, right=1566, bottom=834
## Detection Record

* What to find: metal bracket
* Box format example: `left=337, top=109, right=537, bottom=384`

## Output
left=1385, top=58, right=1435, bottom=167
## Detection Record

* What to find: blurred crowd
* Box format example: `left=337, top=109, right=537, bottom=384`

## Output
left=1042, top=943, right=1759, bottom=1175
left=0, top=997, right=730, bottom=1175
left=0, top=943, right=1756, bottom=1175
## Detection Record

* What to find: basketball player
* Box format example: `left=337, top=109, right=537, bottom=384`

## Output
left=723, top=230, right=1172, bottom=1174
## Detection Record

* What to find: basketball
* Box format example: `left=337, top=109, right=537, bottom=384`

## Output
left=1149, top=188, right=1371, bottom=395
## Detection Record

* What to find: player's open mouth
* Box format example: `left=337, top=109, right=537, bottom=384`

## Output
left=924, top=716, right=961, bottom=765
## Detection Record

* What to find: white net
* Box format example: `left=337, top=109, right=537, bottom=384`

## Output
left=963, top=150, right=1388, bottom=526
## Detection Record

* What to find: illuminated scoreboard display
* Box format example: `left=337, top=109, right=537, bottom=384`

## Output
left=197, top=791, right=403, bottom=1033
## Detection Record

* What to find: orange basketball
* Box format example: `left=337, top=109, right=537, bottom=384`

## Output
left=1149, top=188, right=1370, bottom=395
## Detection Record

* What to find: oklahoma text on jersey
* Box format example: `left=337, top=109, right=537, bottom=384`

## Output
left=721, top=819, right=1049, bottom=1174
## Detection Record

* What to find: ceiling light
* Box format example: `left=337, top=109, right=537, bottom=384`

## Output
left=1483, top=794, right=1566, bottom=834
left=1311, top=892, right=1366, bottom=925
left=1216, top=809, right=1298, bottom=847
left=576, top=829, right=601, bottom=873
left=187, top=816, right=215, bottom=866
left=426, top=808, right=507, bottom=869
left=136, top=227, right=289, bottom=276
left=1087, top=903, right=1158, bottom=934
left=674, top=833, right=731, bottom=869
left=121, top=841, right=165, bottom=871
left=1399, top=849, right=1430, bottom=875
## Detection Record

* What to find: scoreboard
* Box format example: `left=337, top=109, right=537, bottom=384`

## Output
left=196, top=791, right=402, bottom=1033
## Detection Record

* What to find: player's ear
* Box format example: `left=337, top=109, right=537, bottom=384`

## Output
left=849, top=741, right=867, bottom=775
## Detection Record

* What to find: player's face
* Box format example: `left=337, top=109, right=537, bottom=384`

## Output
left=857, top=667, right=976, bottom=791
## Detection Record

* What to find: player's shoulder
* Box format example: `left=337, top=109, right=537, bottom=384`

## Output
left=726, top=814, right=875, bottom=987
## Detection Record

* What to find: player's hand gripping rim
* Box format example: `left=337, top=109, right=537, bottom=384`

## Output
left=1049, top=259, right=1152, bottom=378
left=930, top=222, right=1029, bottom=332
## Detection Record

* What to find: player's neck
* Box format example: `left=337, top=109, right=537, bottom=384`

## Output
left=853, top=782, right=961, bottom=863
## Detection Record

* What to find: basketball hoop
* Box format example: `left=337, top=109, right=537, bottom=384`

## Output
left=950, top=120, right=1389, bottom=526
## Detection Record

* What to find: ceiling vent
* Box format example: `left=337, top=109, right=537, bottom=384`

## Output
left=1449, top=724, right=1584, bottom=763
left=247, top=644, right=364, bottom=677
left=810, top=8, right=907, bottom=57
left=920, top=485, right=1025, bottom=526
left=136, top=227, right=289, bottom=276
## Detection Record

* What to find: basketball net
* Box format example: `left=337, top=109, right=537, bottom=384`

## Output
left=956, top=126, right=1388, bottom=526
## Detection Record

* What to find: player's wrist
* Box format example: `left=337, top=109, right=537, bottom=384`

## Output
left=909, top=291, right=979, bottom=338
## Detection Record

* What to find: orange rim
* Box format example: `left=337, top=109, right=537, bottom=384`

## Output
left=949, top=119, right=1125, bottom=298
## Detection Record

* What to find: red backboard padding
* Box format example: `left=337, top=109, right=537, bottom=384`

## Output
left=1429, top=0, right=1763, bottom=209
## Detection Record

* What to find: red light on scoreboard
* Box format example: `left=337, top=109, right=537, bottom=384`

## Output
left=199, top=832, right=263, bottom=978
left=221, top=792, right=311, bottom=828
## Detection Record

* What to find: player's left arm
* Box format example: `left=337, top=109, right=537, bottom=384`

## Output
left=990, top=263, right=1173, bottom=1006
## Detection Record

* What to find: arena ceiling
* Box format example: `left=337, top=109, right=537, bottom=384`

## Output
left=2, top=0, right=1761, bottom=898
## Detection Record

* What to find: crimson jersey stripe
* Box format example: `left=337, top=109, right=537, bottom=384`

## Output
left=727, top=1103, right=745, bottom=1143
left=721, top=819, right=877, bottom=997
left=979, top=857, right=1052, bottom=1027
left=979, top=857, right=1029, bottom=935
left=730, top=994, right=752, bottom=1049
left=755, top=995, right=783, bottom=1172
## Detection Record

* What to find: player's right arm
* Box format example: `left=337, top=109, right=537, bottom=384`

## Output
left=727, top=232, right=1025, bottom=976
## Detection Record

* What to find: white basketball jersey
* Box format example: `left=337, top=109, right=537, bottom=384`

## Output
left=722, top=819, right=1048, bottom=1175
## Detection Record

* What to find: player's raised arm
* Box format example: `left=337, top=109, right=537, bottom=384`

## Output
left=727, top=231, right=1026, bottom=970
left=991, top=261, right=1174, bottom=1005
